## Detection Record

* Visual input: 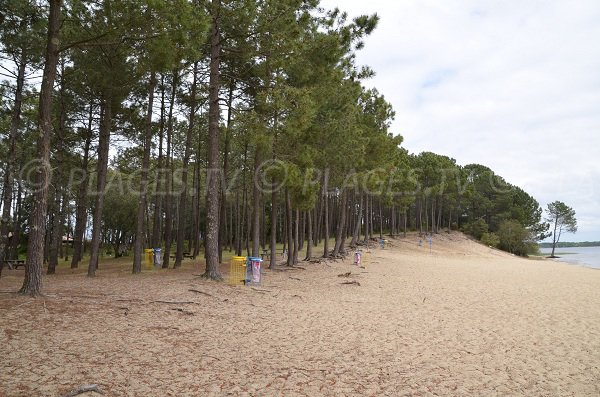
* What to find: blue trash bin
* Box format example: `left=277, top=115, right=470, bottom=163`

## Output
left=245, top=257, right=263, bottom=285
left=153, top=248, right=162, bottom=268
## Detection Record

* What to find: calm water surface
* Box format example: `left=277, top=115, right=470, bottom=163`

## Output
left=539, top=246, right=600, bottom=269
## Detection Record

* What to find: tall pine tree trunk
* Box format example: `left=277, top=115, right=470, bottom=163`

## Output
left=363, top=194, right=370, bottom=243
left=162, top=70, right=178, bottom=268
left=332, top=190, right=347, bottom=256
left=219, top=83, right=234, bottom=263
left=251, top=150, right=261, bottom=257
left=71, top=103, right=93, bottom=268
left=175, top=63, right=198, bottom=268
left=293, top=209, right=299, bottom=265
left=151, top=76, right=166, bottom=248
left=269, top=188, right=277, bottom=268
left=285, top=188, right=293, bottom=266
left=304, top=208, right=313, bottom=260
left=322, top=172, right=329, bottom=258
left=203, top=0, right=223, bottom=280
left=49, top=188, right=67, bottom=274
left=391, top=204, right=396, bottom=237
left=351, top=191, right=363, bottom=247
left=9, top=183, right=22, bottom=260
left=192, top=156, right=202, bottom=258
left=19, top=0, right=61, bottom=295
left=88, top=90, right=112, bottom=277
left=133, top=71, right=157, bottom=274
left=234, top=189, right=241, bottom=256
left=379, top=198, right=383, bottom=239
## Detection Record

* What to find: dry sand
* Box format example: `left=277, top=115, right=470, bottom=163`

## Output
left=1, top=233, right=599, bottom=396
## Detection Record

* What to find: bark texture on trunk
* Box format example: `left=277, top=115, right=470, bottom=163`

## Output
left=203, top=0, right=223, bottom=280
left=19, top=0, right=62, bottom=296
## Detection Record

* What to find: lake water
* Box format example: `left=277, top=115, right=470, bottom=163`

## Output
left=539, top=246, right=600, bottom=269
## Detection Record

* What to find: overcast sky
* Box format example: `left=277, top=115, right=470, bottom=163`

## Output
left=320, top=0, right=600, bottom=242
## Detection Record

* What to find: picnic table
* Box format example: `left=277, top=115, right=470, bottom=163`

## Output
left=5, top=259, right=25, bottom=270
left=260, top=249, right=286, bottom=260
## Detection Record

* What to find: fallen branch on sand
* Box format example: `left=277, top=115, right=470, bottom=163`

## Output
left=188, top=289, right=213, bottom=297
left=337, top=272, right=352, bottom=278
left=251, top=287, right=272, bottom=293
left=115, top=298, right=143, bottom=303
left=289, top=277, right=302, bottom=281
left=61, top=384, right=104, bottom=397
left=152, top=300, right=196, bottom=305
left=169, top=308, right=195, bottom=315
left=340, top=280, right=361, bottom=286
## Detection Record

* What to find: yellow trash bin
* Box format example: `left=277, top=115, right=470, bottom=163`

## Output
left=144, top=249, right=154, bottom=270
left=228, top=256, right=247, bottom=285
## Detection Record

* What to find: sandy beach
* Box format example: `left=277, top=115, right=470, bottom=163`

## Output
left=1, top=233, right=599, bottom=396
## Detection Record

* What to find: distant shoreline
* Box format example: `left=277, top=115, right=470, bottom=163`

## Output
left=538, top=242, right=600, bottom=249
